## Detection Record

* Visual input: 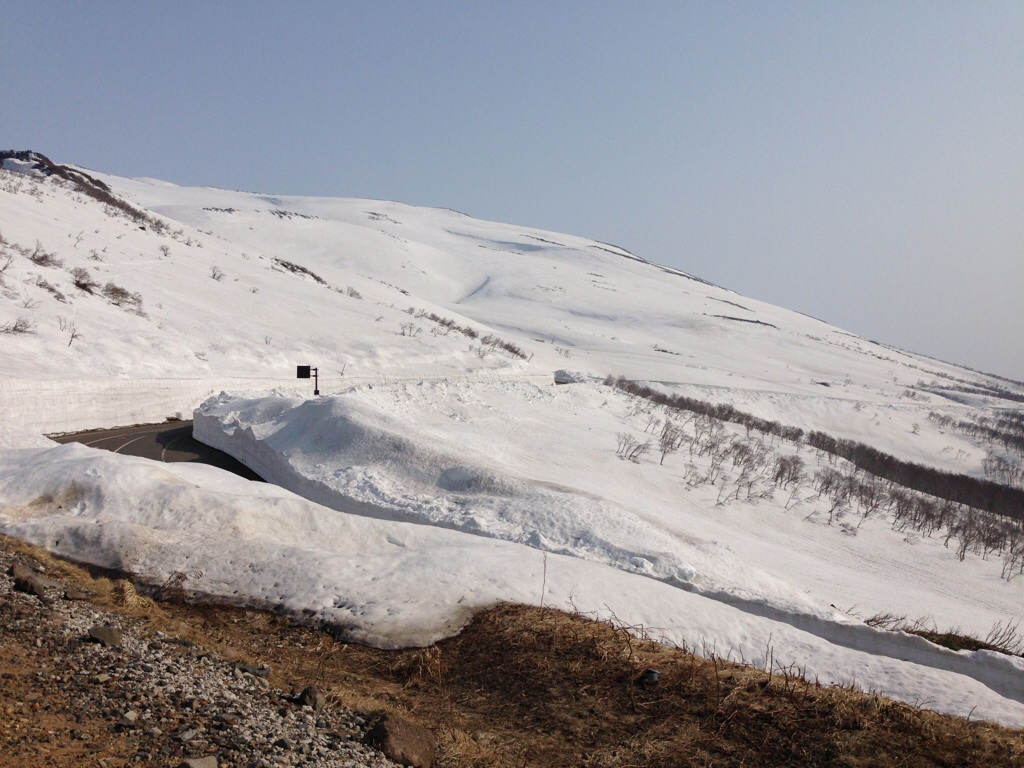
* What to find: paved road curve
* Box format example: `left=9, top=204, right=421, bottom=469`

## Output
left=51, top=421, right=264, bottom=481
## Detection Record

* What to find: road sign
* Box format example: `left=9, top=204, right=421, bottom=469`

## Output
left=297, top=365, right=319, bottom=395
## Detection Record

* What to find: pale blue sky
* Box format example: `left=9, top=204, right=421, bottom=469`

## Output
left=4, top=2, right=1022, bottom=379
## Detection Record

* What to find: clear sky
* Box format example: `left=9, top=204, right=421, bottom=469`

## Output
left=4, top=1, right=1022, bottom=380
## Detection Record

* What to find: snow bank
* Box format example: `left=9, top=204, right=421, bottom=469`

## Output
left=2, top=442, right=1024, bottom=726
left=0, top=377, right=300, bottom=434
left=193, top=388, right=829, bottom=619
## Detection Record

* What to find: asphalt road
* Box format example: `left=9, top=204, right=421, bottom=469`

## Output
left=51, top=421, right=264, bottom=481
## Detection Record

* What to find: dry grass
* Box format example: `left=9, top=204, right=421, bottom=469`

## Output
left=867, top=612, right=1024, bottom=657
left=4, top=534, right=1024, bottom=767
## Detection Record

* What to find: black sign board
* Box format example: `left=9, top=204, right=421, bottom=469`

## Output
left=296, top=365, right=311, bottom=379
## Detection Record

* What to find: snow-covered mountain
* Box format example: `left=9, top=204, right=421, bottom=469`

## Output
left=2, top=151, right=1023, bottom=726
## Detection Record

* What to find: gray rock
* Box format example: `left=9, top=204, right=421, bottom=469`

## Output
left=12, top=560, right=62, bottom=588
left=297, top=684, right=326, bottom=711
left=176, top=758, right=218, bottom=768
left=11, top=560, right=40, bottom=580
left=13, top=573, right=47, bottom=598
left=635, top=667, right=661, bottom=687
left=366, top=714, right=436, bottom=768
left=87, top=624, right=123, bottom=648
left=236, top=663, right=270, bottom=678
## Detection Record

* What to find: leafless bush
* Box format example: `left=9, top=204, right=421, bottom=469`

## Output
left=154, top=569, right=204, bottom=603
left=34, top=276, right=67, bottom=302
left=866, top=613, right=1024, bottom=657
left=813, top=467, right=853, bottom=524
left=616, top=433, right=650, bottom=463
left=399, top=322, right=421, bottom=337
left=102, top=281, right=144, bottom=313
left=29, top=241, right=63, bottom=268
left=210, top=265, right=225, bottom=281
left=0, top=317, right=35, bottom=334
left=772, top=455, right=804, bottom=489
left=58, top=316, right=82, bottom=346
left=71, top=266, right=100, bottom=294
left=273, top=257, right=324, bottom=284
left=346, top=285, right=362, bottom=299
left=658, top=421, right=685, bottom=465
left=986, top=620, right=1024, bottom=655
left=0, top=254, right=12, bottom=284
left=983, top=452, right=1023, bottom=488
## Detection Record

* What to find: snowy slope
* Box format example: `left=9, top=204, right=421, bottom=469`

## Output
left=2, top=154, right=1023, bottom=726
left=95, top=170, right=1024, bottom=480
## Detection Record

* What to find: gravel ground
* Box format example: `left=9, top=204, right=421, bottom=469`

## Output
left=0, top=539, right=401, bottom=768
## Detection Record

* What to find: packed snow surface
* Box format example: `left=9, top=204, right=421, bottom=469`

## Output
left=2, top=159, right=1023, bottom=727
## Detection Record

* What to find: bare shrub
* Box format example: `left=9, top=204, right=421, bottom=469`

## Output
left=29, top=241, right=63, bottom=268
left=772, top=455, right=804, bottom=489
left=0, top=317, right=35, bottom=334
left=58, top=316, right=82, bottom=346
left=616, top=433, right=650, bottom=463
left=210, top=266, right=225, bottom=281
left=154, top=569, right=203, bottom=603
left=985, top=620, right=1024, bottom=655
left=102, top=281, right=144, bottom=313
left=34, top=276, right=67, bottom=302
left=658, top=420, right=685, bottom=465
left=71, top=267, right=100, bottom=294
left=273, top=257, right=324, bottom=284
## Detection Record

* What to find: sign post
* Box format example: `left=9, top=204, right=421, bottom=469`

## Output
left=296, top=365, right=319, bottom=396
